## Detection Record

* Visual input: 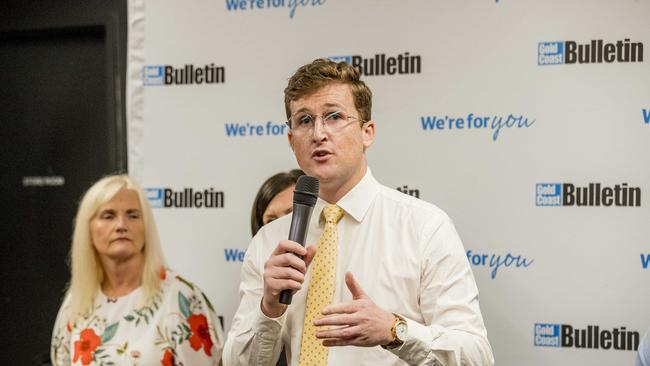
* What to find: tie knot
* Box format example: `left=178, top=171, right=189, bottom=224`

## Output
left=322, top=204, right=344, bottom=225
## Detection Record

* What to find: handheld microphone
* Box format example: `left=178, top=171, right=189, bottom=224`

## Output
left=279, top=175, right=319, bottom=305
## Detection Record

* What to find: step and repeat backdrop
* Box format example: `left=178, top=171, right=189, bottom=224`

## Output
left=126, top=0, right=649, bottom=364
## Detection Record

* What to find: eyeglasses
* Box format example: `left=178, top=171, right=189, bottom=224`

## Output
left=286, top=110, right=366, bottom=136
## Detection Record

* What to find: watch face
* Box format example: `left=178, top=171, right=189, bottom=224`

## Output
left=395, top=322, right=408, bottom=341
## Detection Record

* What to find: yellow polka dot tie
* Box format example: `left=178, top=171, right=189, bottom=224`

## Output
left=298, top=204, right=344, bottom=366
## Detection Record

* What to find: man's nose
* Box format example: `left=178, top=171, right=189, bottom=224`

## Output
left=311, top=116, right=328, bottom=141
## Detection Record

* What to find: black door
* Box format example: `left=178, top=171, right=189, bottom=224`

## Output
left=0, top=9, right=126, bottom=364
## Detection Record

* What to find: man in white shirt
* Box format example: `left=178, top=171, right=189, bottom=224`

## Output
left=223, top=59, right=494, bottom=366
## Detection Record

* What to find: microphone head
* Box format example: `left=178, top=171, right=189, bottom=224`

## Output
left=293, top=175, right=319, bottom=207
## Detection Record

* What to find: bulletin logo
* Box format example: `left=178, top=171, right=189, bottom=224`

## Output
left=538, top=38, right=643, bottom=65
left=534, top=323, right=639, bottom=351
left=536, top=182, right=641, bottom=207
left=643, top=108, right=650, bottom=125
left=145, top=188, right=164, bottom=208
left=534, top=323, right=561, bottom=347
left=143, top=64, right=225, bottom=86
left=328, top=52, right=421, bottom=76
left=536, top=183, right=562, bottom=206
left=537, top=42, right=564, bottom=65
left=143, top=66, right=165, bottom=86
left=145, top=187, right=225, bottom=208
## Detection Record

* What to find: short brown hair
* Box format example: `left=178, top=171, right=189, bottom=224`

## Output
left=284, top=58, right=372, bottom=123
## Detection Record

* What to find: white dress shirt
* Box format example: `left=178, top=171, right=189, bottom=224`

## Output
left=223, top=169, right=494, bottom=366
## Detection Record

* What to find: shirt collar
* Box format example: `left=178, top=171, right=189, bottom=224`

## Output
left=315, top=168, right=380, bottom=224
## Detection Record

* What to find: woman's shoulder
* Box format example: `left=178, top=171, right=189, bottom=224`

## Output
left=159, top=268, right=216, bottom=314
left=160, top=268, right=202, bottom=295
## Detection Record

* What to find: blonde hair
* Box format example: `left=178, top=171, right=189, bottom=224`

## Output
left=67, top=174, right=166, bottom=319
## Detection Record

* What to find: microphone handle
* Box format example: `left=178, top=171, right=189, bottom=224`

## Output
left=279, top=203, right=314, bottom=305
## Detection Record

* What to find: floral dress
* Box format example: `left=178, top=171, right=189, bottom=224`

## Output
left=51, top=269, right=223, bottom=366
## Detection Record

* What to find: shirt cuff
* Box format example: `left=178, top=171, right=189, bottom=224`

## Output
left=387, top=316, right=444, bottom=365
left=253, top=300, right=287, bottom=340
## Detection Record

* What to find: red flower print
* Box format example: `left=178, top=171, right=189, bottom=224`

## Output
left=66, top=322, right=73, bottom=332
left=158, top=266, right=167, bottom=280
left=161, top=349, right=174, bottom=366
left=73, top=328, right=101, bottom=365
left=188, top=313, right=213, bottom=356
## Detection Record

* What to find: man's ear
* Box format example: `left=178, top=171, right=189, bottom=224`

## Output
left=362, top=120, right=375, bottom=150
left=288, top=130, right=295, bottom=152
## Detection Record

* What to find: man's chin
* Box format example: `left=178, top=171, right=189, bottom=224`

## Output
left=304, top=163, right=335, bottom=178
left=308, top=171, right=334, bottom=184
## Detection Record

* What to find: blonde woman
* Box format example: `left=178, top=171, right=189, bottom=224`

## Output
left=51, top=175, right=223, bottom=365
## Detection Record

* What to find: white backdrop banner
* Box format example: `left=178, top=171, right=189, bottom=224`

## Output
left=126, top=1, right=650, bottom=365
